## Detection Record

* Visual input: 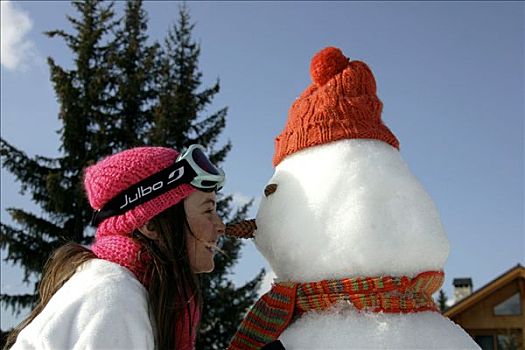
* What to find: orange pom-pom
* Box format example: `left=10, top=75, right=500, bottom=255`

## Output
left=310, top=47, right=349, bottom=86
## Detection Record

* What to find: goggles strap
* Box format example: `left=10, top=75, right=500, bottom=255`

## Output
left=92, top=159, right=196, bottom=227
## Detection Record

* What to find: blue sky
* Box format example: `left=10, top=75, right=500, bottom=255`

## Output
left=1, top=1, right=523, bottom=330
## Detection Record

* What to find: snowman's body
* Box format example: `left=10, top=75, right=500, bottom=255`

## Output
left=254, top=139, right=479, bottom=349
left=281, top=309, right=476, bottom=349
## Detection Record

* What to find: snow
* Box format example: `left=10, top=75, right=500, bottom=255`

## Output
left=255, top=139, right=449, bottom=282
left=258, top=268, right=277, bottom=296
left=280, top=305, right=479, bottom=349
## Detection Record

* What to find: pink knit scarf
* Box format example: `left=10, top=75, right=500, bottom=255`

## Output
left=91, top=235, right=152, bottom=288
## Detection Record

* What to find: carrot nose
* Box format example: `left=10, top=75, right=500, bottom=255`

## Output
left=225, top=219, right=257, bottom=239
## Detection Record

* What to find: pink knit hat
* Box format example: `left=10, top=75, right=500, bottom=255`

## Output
left=85, top=147, right=195, bottom=236
left=85, top=147, right=196, bottom=285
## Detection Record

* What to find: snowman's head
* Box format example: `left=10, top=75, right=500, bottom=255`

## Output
left=254, top=47, right=449, bottom=282
left=255, top=139, right=449, bottom=282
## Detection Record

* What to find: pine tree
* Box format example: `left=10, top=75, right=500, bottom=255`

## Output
left=110, top=0, right=158, bottom=149
left=1, top=0, right=118, bottom=316
left=149, top=5, right=264, bottom=348
left=437, top=289, right=448, bottom=312
left=149, top=3, right=228, bottom=153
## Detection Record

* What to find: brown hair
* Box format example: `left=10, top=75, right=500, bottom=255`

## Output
left=138, top=201, right=202, bottom=349
left=3, top=201, right=200, bottom=350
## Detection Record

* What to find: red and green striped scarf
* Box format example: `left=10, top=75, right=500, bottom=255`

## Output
left=228, top=271, right=444, bottom=350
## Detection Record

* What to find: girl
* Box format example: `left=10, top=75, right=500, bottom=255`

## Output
left=5, top=145, right=226, bottom=349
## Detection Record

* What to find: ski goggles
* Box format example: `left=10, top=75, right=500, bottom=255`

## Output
left=178, top=144, right=225, bottom=192
left=91, top=144, right=225, bottom=226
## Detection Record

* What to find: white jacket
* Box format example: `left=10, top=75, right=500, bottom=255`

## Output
left=11, top=259, right=154, bottom=350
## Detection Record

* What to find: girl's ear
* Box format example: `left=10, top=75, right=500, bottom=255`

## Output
left=138, top=221, right=159, bottom=240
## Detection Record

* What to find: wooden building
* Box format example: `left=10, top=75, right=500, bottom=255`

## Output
left=444, top=264, right=525, bottom=350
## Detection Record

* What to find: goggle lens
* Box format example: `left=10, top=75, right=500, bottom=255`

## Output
left=192, top=147, right=220, bottom=175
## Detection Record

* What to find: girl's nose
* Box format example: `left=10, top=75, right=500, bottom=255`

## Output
left=215, top=216, right=226, bottom=236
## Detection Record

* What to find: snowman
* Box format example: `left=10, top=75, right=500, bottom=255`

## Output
left=227, top=47, right=479, bottom=350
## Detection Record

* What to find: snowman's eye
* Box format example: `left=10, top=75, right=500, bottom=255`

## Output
left=264, top=184, right=278, bottom=197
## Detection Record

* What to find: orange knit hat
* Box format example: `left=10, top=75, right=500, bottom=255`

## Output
left=273, top=47, right=400, bottom=166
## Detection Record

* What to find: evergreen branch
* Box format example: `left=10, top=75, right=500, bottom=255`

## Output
left=214, top=197, right=254, bottom=274
left=195, top=80, right=220, bottom=113
left=209, top=141, right=232, bottom=166
left=44, top=29, right=79, bottom=49
left=197, top=269, right=265, bottom=350
left=214, top=236, right=242, bottom=273
left=34, top=155, right=61, bottom=168
left=230, top=199, right=255, bottom=224
left=0, top=294, right=37, bottom=317
left=191, top=107, right=227, bottom=136
left=0, top=223, right=59, bottom=281
left=216, top=195, right=233, bottom=222
left=6, top=209, right=65, bottom=240
left=95, top=1, right=116, bottom=28
left=190, top=114, right=226, bottom=151
left=0, top=138, right=56, bottom=196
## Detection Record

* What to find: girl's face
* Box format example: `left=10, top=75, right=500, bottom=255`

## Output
left=184, top=190, right=225, bottom=273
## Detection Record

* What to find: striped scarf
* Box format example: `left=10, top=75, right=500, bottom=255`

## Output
left=229, top=271, right=444, bottom=350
